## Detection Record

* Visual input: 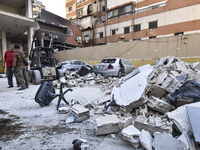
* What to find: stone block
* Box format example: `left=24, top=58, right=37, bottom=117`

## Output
left=95, top=115, right=120, bottom=135
left=139, top=130, right=152, bottom=150
left=153, top=132, right=187, bottom=150
left=70, top=104, right=90, bottom=122
left=147, top=96, right=175, bottom=114
left=121, top=125, right=141, bottom=148
left=119, top=117, right=133, bottom=129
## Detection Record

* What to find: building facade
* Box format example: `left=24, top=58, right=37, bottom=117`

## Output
left=65, top=0, right=200, bottom=47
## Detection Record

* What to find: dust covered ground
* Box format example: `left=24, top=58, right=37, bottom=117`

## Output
left=0, top=77, right=133, bottom=150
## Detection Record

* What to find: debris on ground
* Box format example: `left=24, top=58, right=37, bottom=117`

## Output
left=48, top=56, right=200, bottom=149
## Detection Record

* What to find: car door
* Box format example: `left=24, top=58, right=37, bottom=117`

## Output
left=121, top=58, right=132, bottom=74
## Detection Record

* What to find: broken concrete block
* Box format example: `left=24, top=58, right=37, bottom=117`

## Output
left=95, top=115, right=120, bottom=135
left=119, top=117, right=133, bottom=129
left=166, top=103, right=194, bottom=134
left=139, top=130, right=152, bottom=150
left=70, top=104, right=90, bottom=122
left=161, top=76, right=180, bottom=93
left=58, top=106, right=70, bottom=114
left=155, top=70, right=168, bottom=85
left=153, top=132, right=187, bottom=150
left=112, top=65, right=153, bottom=112
left=155, top=56, right=179, bottom=68
left=186, top=106, right=200, bottom=144
left=121, top=125, right=141, bottom=148
left=134, top=115, right=173, bottom=135
left=147, top=96, right=175, bottom=114
left=147, top=85, right=166, bottom=98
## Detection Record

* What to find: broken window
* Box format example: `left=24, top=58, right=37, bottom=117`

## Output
left=87, top=4, right=92, bottom=14
left=134, top=24, right=141, bottom=32
left=124, top=27, right=130, bottom=34
left=100, top=32, right=103, bottom=38
left=149, top=21, right=158, bottom=29
left=77, top=8, right=83, bottom=18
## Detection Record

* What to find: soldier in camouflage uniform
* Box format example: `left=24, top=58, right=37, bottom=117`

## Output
left=12, top=44, right=29, bottom=90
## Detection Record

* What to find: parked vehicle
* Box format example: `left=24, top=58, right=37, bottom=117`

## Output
left=57, top=60, right=92, bottom=73
left=92, top=57, right=134, bottom=77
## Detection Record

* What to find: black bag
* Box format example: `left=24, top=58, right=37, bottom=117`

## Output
left=16, top=51, right=28, bottom=66
left=35, top=81, right=56, bottom=107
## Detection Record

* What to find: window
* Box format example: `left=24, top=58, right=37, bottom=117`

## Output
left=134, top=24, right=141, bottom=32
left=124, top=27, right=130, bottom=34
left=100, top=32, right=103, bottom=38
left=112, top=29, right=116, bottom=35
left=149, top=36, right=156, bottom=39
left=107, top=4, right=133, bottom=20
left=69, top=6, right=72, bottom=12
left=149, top=21, right=158, bottom=29
left=102, top=6, right=105, bottom=12
left=88, top=4, right=92, bottom=14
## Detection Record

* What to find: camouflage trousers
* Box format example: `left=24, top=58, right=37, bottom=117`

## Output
left=15, top=66, right=29, bottom=88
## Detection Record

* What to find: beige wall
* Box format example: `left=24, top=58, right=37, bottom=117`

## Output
left=55, top=33, right=200, bottom=67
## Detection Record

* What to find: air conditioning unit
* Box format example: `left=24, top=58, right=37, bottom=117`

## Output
left=119, top=35, right=125, bottom=39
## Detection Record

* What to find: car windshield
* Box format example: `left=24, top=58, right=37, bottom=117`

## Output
left=101, top=59, right=116, bottom=63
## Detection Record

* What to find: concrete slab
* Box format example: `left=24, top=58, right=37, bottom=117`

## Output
left=186, top=106, right=200, bottom=144
left=121, top=125, right=141, bottom=148
left=95, top=115, right=120, bottom=135
left=112, top=65, right=153, bottom=111
left=153, top=132, right=187, bottom=150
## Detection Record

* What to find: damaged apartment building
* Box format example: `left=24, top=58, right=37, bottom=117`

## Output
left=65, top=0, right=200, bottom=47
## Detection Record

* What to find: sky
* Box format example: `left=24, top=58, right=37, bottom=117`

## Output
left=39, top=0, right=66, bottom=18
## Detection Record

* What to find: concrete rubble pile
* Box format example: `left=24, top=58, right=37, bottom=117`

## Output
left=56, top=56, right=200, bottom=149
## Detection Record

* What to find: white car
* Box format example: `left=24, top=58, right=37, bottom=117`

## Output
left=92, top=57, right=134, bottom=77
left=57, top=60, right=92, bottom=73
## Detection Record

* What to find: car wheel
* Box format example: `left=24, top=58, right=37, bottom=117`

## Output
left=118, top=70, right=122, bottom=78
left=32, top=70, right=41, bottom=85
left=29, top=70, right=33, bottom=83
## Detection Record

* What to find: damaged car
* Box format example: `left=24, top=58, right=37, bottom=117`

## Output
left=92, top=57, right=134, bottom=77
left=56, top=60, right=92, bottom=73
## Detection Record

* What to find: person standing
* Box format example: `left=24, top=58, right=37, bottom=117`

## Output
left=12, top=44, right=29, bottom=90
left=3, top=44, right=20, bottom=88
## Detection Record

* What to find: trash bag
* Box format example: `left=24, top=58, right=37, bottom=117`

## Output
left=167, top=80, right=200, bottom=107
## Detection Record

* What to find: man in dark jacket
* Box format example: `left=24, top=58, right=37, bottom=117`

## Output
left=12, top=44, right=29, bottom=90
